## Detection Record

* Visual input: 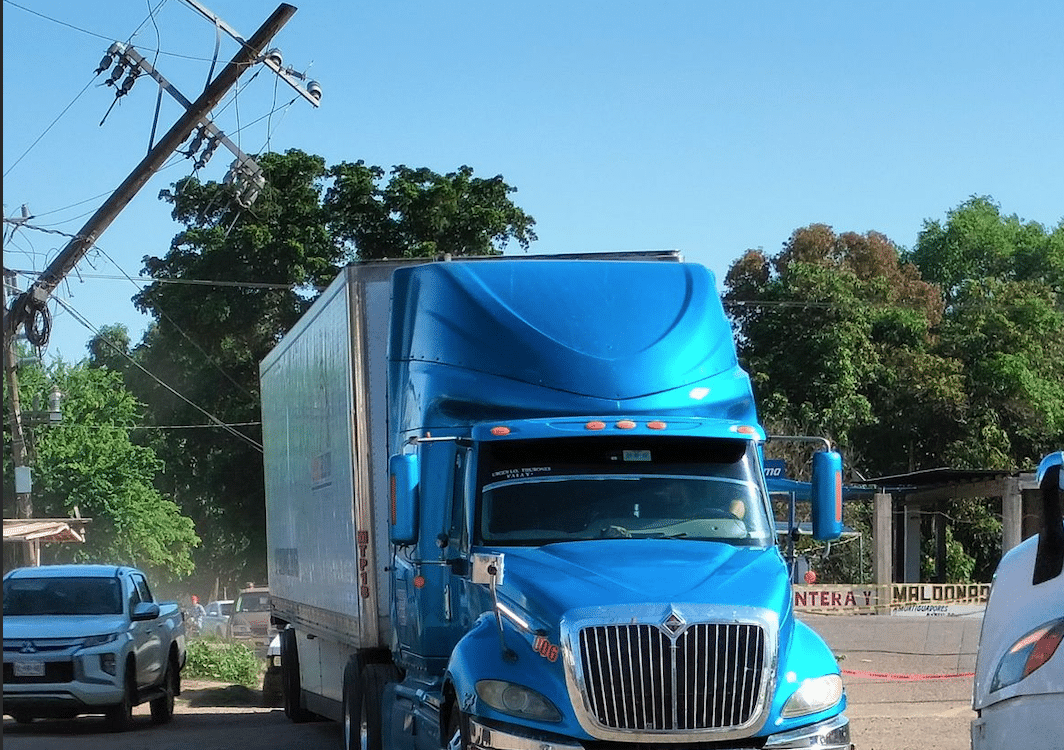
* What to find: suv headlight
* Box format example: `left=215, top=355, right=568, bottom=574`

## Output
left=477, top=680, right=562, bottom=722
left=781, top=674, right=844, bottom=718
left=991, top=618, right=1064, bottom=692
left=82, top=633, right=119, bottom=648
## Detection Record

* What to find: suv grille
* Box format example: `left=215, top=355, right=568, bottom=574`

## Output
left=3, top=661, right=75, bottom=684
left=577, top=622, right=766, bottom=731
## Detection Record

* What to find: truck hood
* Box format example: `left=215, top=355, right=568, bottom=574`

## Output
left=494, top=540, right=789, bottom=627
left=2, top=615, right=130, bottom=639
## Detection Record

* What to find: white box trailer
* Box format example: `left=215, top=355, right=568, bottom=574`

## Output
left=261, top=263, right=401, bottom=673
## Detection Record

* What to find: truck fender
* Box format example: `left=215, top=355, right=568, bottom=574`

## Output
left=444, top=615, right=499, bottom=719
left=770, top=620, right=847, bottom=721
left=444, top=614, right=577, bottom=734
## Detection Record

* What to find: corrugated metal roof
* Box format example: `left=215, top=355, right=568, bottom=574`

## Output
left=3, top=518, right=90, bottom=544
left=863, top=468, right=1012, bottom=490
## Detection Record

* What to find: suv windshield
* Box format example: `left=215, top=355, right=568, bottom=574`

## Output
left=236, top=592, right=270, bottom=612
left=476, top=435, right=773, bottom=547
left=3, top=576, right=123, bottom=616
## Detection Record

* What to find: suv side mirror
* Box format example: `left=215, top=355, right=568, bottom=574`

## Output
left=811, top=450, right=844, bottom=541
left=1033, top=451, right=1064, bottom=585
left=132, top=601, right=160, bottom=621
left=389, top=453, right=419, bottom=544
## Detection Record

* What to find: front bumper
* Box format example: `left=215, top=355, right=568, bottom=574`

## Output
left=972, top=694, right=1062, bottom=749
left=3, top=652, right=126, bottom=718
left=464, top=714, right=852, bottom=750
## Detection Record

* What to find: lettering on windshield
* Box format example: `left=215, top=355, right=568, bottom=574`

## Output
left=490, top=467, right=551, bottom=480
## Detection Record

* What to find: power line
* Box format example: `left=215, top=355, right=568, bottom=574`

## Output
left=7, top=263, right=322, bottom=291
left=50, top=295, right=263, bottom=453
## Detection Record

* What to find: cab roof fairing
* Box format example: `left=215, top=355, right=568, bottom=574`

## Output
left=388, top=259, right=757, bottom=448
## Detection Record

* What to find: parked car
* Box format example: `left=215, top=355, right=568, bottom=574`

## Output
left=226, top=585, right=272, bottom=648
left=972, top=451, right=1064, bottom=748
left=2, top=564, right=187, bottom=731
left=200, top=599, right=233, bottom=638
left=261, top=633, right=283, bottom=706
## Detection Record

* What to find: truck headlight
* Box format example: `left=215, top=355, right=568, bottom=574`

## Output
left=991, top=618, right=1064, bottom=692
left=477, top=680, right=562, bottom=722
left=780, top=674, right=843, bottom=718
left=82, top=633, right=119, bottom=648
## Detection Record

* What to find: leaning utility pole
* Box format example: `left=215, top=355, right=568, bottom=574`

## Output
left=3, top=3, right=298, bottom=567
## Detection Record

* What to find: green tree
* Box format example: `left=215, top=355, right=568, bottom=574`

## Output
left=724, top=225, right=960, bottom=474
left=3, top=358, right=198, bottom=579
left=326, top=162, right=537, bottom=259
left=907, top=195, right=1064, bottom=305
left=124, top=149, right=536, bottom=589
left=909, top=197, right=1064, bottom=470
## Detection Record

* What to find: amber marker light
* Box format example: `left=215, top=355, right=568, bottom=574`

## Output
left=647, top=421, right=667, bottom=430
left=490, top=426, right=511, bottom=436
left=616, top=420, right=637, bottom=430
left=734, top=425, right=759, bottom=436
left=585, top=421, right=606, bottom=431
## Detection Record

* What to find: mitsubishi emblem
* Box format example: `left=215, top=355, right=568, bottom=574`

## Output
left=20, top=641, right=38, bottom=654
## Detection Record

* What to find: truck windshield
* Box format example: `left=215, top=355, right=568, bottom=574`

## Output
left=475, top=435, right=773, bottom=546
left=2, top=576, right=123, bottom=616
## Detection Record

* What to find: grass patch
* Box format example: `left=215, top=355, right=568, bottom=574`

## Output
left=184, top=638, right=262, bottom=687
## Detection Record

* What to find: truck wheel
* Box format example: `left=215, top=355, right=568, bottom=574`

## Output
left=150, top=655, right=178, bottom=723
left=106, top=664, right=136, bottom=732
left=281, top=627, right=313, bottom=723
left=358, top=662, right=399, bottom=750
left=446, top=707, right=470, bottom=750
left=341, top=657, right=364, bottom=750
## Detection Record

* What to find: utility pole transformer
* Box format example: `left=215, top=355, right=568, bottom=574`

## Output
left=3, top=3, right=300, bottom=566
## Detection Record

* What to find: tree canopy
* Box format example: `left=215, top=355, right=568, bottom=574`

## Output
left=3, top=355, right=199, bottom=579
left=116, top=149, right=537, bottom=591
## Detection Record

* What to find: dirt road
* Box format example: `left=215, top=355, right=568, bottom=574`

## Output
left=2, top=680, right=341, bottom=750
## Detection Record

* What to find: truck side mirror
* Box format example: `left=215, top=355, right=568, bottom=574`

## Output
left=389, top=453, right=419, bottom=544
left=811, top=450, right=844, bottom=541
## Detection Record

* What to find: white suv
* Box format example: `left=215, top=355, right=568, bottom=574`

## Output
left=972, top=451, right=1064, bottom=748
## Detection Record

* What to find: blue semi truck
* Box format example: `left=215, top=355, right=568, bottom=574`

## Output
left=260, top=252, right=852, bottom=750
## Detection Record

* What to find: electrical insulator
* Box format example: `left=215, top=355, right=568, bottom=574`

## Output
left=186, top=127, right=207, bottom=157
left=195, top=137, right=221, bottom=169
left=95, top=42, right=125, bottom=75
left=118, top=68, right=139, bottom=97
left=105, top=61, right=127, bottom=87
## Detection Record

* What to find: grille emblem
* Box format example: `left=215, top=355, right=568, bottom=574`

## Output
left=662, top=610, right=685, bottom=634
left=20, top=641, right=38, bottom=654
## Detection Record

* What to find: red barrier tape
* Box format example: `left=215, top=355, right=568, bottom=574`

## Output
left=843, top=669, right=975, bottom=681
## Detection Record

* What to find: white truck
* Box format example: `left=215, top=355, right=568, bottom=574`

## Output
left=2, top=563, right=187, bottom=730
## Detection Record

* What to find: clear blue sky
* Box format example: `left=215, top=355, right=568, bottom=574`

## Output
left=4, top=0, right=1063, bottom=363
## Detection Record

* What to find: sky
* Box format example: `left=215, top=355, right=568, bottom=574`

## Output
left=4, top=0, right=1063, bottom=364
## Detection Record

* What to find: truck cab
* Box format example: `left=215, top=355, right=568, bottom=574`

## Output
left=261, top=256, right=851, bottom=750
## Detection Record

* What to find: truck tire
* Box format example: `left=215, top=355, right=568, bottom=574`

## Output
left=150, top=654, right=178, bottom=724
left=281, top=627, right=314, bottom=723
left=105, top=663, right=136, bottom=732
left=341, top=657, right=400, bottom=750
left=341, top=656, right=364, bottom=750
left=446, top=706, right=471, bottom=750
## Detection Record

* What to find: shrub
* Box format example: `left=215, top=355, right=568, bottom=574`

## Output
left=184, top=639, right=261, bottom=687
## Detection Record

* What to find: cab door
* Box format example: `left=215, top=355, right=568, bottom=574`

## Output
left=129, top=572, right=165, bottom=686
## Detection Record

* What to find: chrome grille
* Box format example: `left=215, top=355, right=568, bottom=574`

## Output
left=577, top=622, right=766, bottom=731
